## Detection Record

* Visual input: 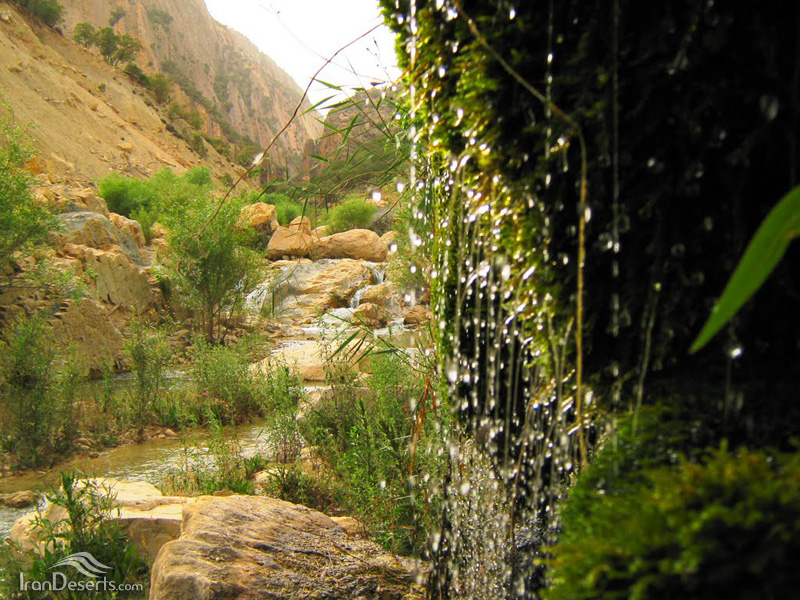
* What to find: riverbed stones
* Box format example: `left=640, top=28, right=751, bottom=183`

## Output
left=10, top=479, right=192, bottom=563
left=149, top=495, right=423, bottom=600
left=403, top=305, right=432, bottom=326
left=250, top=259, right=375, bottom=324
left=351, top=302, right=389, bottom=329
left=266, top=220, right=316, bottom=259
left=238, top=202, right=279, bottom=235
left=314, top=229, right=389, bottom=262
left=1, top=490, right=37, bottom=509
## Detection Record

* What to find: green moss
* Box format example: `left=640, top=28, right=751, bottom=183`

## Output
left=548, top=445, right=800, bottom=600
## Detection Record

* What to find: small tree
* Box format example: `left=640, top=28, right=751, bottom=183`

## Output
left=95, top=27, right=118, bottom=63
left=0, top=118, right=52, bottom=269
left=164, top=193, right=262, bottom=343
left=72, top=22, right=96, bottom=47
left=113, top=34, right=142, bottom=66
left=150, top=72, right=172, bottom=104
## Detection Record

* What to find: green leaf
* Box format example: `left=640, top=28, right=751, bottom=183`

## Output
left=690, top=185, right=800, bottom=353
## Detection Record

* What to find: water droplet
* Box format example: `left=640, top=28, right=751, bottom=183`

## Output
left=759, top=95, right=779, bottom=121
left=509, top=7, right=516, bottom=19
left=370, top=190, right=382, bottom=203
left=729, top=344, right=743, bottom=359
left=390, top=243, right=398, bottom=252
left=584, top=206, right=592, bottom=223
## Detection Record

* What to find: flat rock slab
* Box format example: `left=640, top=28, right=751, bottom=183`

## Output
left=150, top=495, right=424, bottom=600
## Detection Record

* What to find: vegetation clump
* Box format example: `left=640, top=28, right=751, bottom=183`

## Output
left=547, top=444, right=800, bottom=600
left=11, top=0, right=64, bottom=27
left=323, top=195, right=377, bottom=234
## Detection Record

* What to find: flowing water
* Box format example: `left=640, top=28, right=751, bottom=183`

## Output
left=0, top=419, right=272, bottom=540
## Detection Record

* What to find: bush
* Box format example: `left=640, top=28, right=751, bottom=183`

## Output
left=301, top=351, right=435, bottom=554
left=124, top=321, right=169, bottom=432
left=0, top=116, right=52, bottom=269
left=191, top=341, right=265, bottom=424
left=14, top=0, right=64, bottom=27
left=149, top=72, right=172, bottom=104
left=157, top=425, right=255, bottom=496
left=0, top=314, right=78, bottom=467
left=97, top=167, right=213, bottom=243
left=1, top=473, right=147, bottom=598
left=324, top=195, right=377, bottom=234
left=546, top=446, right=800, bottom=600
left=123, top=62, right=149, bottom=86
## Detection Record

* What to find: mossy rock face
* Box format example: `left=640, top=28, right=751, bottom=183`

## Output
left=382, top=2, right=800, bottom=597
left=382, top=1, right=800, bottom=440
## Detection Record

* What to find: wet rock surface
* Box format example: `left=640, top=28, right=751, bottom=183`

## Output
left=150, top=495, right=424, bottom=600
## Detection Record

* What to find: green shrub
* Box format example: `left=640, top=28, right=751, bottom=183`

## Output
left=97, top=167, right=213, bottom=243
left=123, top=62, right=150, bottom=86
left=1, top=472, right=147, bottom=598
left=262, top=193, right=304, bottom=226
left=108, top=7, right=125, bottom=26
left=0, top=116, right=52, bottom=269
left=191, top=341, right=264, bottom=424
left=149, top=72, right=172, bottom=104
left=124, top=321, right=169, bottom=431
left=14, top=0, right=64, bottom=27
left=72, top=22, right=96, bottom=47
left=188, top=132, right=207, bottom=157
left=157, top=425, right=255, bottom=496
left=324, top=195, right=377, bottom=234
left=547, top=446, right=800, bottom=600
left=301, top=351, right=435, bottom=554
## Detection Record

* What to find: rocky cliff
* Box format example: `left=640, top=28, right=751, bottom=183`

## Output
left=58, top=0, right=321, bottom=168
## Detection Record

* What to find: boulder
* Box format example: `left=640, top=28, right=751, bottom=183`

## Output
left=289, top=215, right=313, bottom=232
left=1, top=490, right=38, bottom=509
left=351, top=302, right=389, bottom=329
left=314, top=229, right=388, bottom=262
left=10, top=479, right=192, bottom=563
left=247, top=259, right=374, bottom=324
left=53, top=211, right=143, bottom=264
left=263, top=341, right=328, bottom=381
left=62, top=244, right=155, bottom=313
left=380, top=230, right=398, bottom=252
left=360, top=282, right=394, bottom=308
left=312, top=225, right=328, bottom=238
left=238, top=202, right=278, bottom=234
left=109, top=213, right=146, bottom=249
left=403, top=305, right=432, bottom=327
left=149, top=495, right=423, bottom=600
left=267, top=223, right=315, bottom=260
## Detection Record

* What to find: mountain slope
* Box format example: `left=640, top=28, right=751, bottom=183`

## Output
left=0, top=3, right=240, bottom=183
left=58, top=0, right=321, bottom=166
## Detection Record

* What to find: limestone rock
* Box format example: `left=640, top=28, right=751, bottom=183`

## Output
left=360, top=282, right=394, bottom=308
left=1, top=490, right=38, bottom=509
left=48, top=297, right=126, bottom=371
left=314, top=229, right=389, bottom=262
left=380, top=230, right=398, bottom=252
left=62, top=244, right=155, bottom=313
left=109, top=213, right=146, bottom=249
left=312, top=225, right=328, bottom=238
left=247, top=259, right=374, bottom=324
left=351, top=302, right=389, bottom=329
left=289, top=215, right=313, bottom=232
left=403, top=305, right=432, bottom=327
left=267, top=222, right=315, bottom=259
left=149, top=495, right=423, bottom=600
left=264, top=341, right=329, bottom=381
left=10, top=479, right=192, bottom=563
left=238, top=202, right=278, bottom=234
left=53, top=211, right=143, bottom=264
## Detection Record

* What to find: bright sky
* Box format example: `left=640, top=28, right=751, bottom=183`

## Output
left=202, top=0, right=401, bottom=108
